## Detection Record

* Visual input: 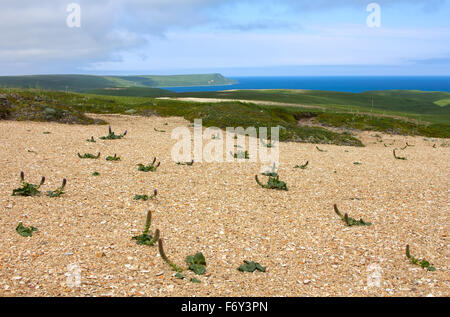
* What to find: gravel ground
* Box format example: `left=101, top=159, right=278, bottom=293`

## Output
left=0, top=114, right=448, bottom=297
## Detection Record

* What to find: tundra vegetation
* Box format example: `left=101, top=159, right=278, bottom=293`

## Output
left=238, top=261, right=266, bottom=273
left=333, top=204, right=372, bottom=227
left=100, top=126, right=127, bottom=140
left=78, top=152, right=100, bottom=159
left=12, top=172, right=45, bottom=197
left=255, top=174, right=288, bottom=191
left=132, top=211, right=160, bottom=246
left=137, top=157, right=160, bottom=172
left=16, top=222, right=38, bottom=237
left=106, top=154, right=121, bottom=161
left=176, top=160, right=194, bottom=166
left=406, top=245, right=436, bottom=271
left=294, top=161, right=309, bottom=169
left=46, top=178, right=67, bottom=197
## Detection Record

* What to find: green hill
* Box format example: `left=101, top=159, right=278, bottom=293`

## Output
left=0, top=74, right=237, bottom=92
left=175, top=89, right=450, bottom=125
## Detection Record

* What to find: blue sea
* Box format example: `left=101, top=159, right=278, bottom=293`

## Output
left=163, top=76, right=450, bottom=93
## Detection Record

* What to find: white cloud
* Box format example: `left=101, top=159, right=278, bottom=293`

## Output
left=0, top=0, right=448, bottom=74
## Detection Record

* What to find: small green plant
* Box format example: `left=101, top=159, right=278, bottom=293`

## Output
left=353, top=162, right=362, bottom=165
left=255, top=175, right=288, bottom=191
left=132, top=210, right=160, bottom=246
left=190, top=278, right=201, bottom=283
left=137, top=157, right=160, bottom=172
left=316, top=146, right=327, bottom=152
left=406, top=245, right=436, bottom=271
left=46, top=178, right=67, bottom=197
left=92, top=171, right=100, bottom=176
left=294, top=161, right=309, bottom=169
left=86, top=136, right=96, bottom=143
left=238, top=261, right=266, bottom=273
left=134, top=189, right=158, bottom=201
left=333, top=204, right=372, bottom=227
left=393, top=149, right=407, bottom=160
left=158, top=238, right=183, bottom=272
left=154, top=128, right=166, bottom=132
left=176, top=160, right=194, bottom=166
left=106, top=154, right=120, bottom=161
left=12, top=172, right=45, bottom=197
left=100, top=126, right=127, bottom=140
left=78, top=152, right=100, bottom=159
left=16, top=222, right=37, bottom=237
left=186, top=253, right=207, bottom=275
left=231, top=150, right=249, bottom=159
left=175, top=273, right=185, bottom=280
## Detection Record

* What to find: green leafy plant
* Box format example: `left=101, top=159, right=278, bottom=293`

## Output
left=134, top=189, right=158, bottom=201
left=175, top=273, right=185, bottom=279
left=106, top=154, right=120, bottom=161
left=16, top=222, right=37, bottom=237
left=78, top=152, right=100, bottom=159
left=132, top=210, right=160, bottom=246
left=190, top=278, right=201, bottom=283
left=92, top=171, right=100, bottom=176
left=86, top=136, right=96, bottom=143
left=406, top=245, right=436, bottom=271
left=255, top=175, right=288, bottom=191
left=100, top=126, right=127, bottom=140
left=186, top=253, right=207, bottom=275
left=137, top=157, right=160, bottom=172
left=238, top=261, right=266, bottom=273
left=176, top=160, right=194, bottom=166
left=294, top=161, right=309, bottom=169
left=158, top=238, right=183, bottom=272
left=12, top=172, right=45, bottom=196
left=46, top=178, right=67, bottom=197
left=393, top=149, right=407, bottom=160
left=231, top=150, right=249, bottom=159
left=333, top=204, right=372, bottom=227
left=316, top=146, right=327, bottom=152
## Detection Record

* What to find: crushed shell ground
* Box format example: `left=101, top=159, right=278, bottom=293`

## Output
left=0, top=114, right=448, bottom=297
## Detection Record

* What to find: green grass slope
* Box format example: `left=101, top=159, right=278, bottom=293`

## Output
left=177, top=89, right=450, bottom=125
left=0, top=73, right=237, bottom=92
left=2, top=88, right=449, bottom=144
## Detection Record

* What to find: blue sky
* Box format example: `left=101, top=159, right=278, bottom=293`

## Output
left=0, top=0, right=449, bottom=76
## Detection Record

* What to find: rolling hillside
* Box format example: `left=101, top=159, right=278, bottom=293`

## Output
left=0, top=74, right=237, bottom=92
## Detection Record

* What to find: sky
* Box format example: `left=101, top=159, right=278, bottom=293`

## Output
left=0, top=0, right=450, bottom=76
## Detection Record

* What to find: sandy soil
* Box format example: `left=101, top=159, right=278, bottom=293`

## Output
left=156, top=97, right=325, bottom=110
left=0, top=114, right=448, bottom=297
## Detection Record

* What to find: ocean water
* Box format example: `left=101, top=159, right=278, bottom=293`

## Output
left=163, top=76, right=450, bottom=93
